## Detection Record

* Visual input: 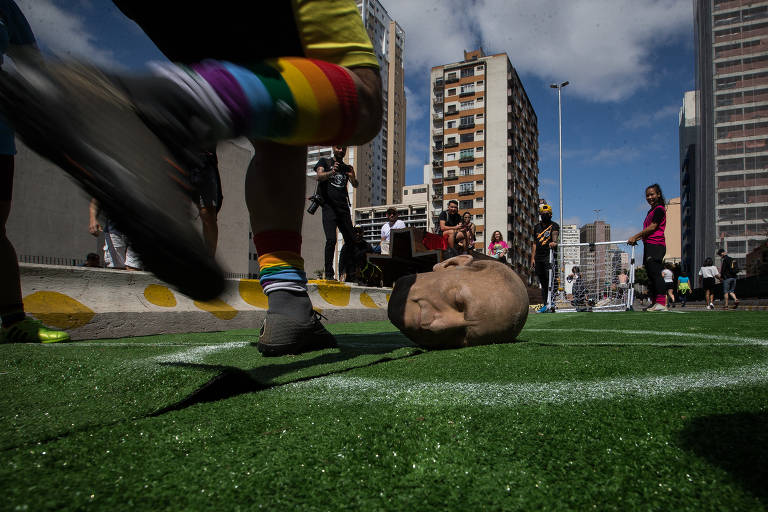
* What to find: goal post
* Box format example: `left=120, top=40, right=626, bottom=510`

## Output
left=546, top=241, right=636, bottom=312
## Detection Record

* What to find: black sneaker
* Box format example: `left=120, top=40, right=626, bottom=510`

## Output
left=255, top=311, right=338, bottom=357
left=0, top=60, right=224, bottom=300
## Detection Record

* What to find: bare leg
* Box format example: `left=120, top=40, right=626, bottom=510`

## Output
left=199, top=207, right=218, bottom=256
left=245, top=141, right=306, bottom=236
left=0, top=200, right=23, bottom=318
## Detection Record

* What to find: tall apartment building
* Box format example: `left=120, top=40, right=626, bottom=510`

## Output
left=306, top=0, right=406, bottom=208
left=580, top=220, right=611, bottom=289
left=694, top=0, right=768, bottom=274
left=679, top=90, right=699, bottom=274
left=427, top=49, right=539, bottom=268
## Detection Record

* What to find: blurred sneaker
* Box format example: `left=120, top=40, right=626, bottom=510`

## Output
left=646, top=303, right=668, bottom=312
left=0, top=59, right=224, bottom=300
left=733, top=299, right=739, bottom=309
left=708, top=303, right=715, bottom=310
left=537, top=305, right=548, bottom=313
left=0, top=317, right=70, bottom=344
left=255, top=311, right=337, bottom=357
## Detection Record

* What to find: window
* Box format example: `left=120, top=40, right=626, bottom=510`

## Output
left=459, top=182, right=474, bottom=194
left=461, top=67, right=474, bottom=78
left=447, top=186, right=456, bottom=193
left=459, top=200, right=473, bottom=209
left=460, top=133, right=474, bottom=143
left=460, top=100, right=474, bottom=111
left=447, top=120, right=456, bottom=128
left=460, top=84, right=475, bottom=96
left=460, top=115, right=474, bottom=126
left=447, top=88, right=456, bottom=96
left=459, top=149, right=474, bottom=162
left=447, top=169, right=456, bottom=177
left=446, top=152, right=456, bottom=160
left=460, top=167, right=472, bottom=176
left=476, top=146, right=484, bottom=153
left=476, top=180, right=483, bottom=185
left=476, top=130, right=484, bottom=135
left=403, top=190, right=408, bottom=195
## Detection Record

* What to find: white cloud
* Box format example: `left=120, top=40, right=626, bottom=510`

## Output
left=590, top=146, right=642, bottom=163
left=623, top=104, right=681, bottom=129
left=16, top=0, right=117, bottom=68
left=404, top=85, right=425, bottom=121
left=387, top=0, right=691, bottom=103
left=473, top=0, right=692, bottom=102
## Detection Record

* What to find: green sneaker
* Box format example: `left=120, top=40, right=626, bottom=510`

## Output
left=0, top=317, right=70, bottom=344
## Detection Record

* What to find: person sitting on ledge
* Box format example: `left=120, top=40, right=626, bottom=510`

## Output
left=388, top=255, right=529, bottom=349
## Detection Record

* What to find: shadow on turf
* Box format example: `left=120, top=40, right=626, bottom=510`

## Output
left=150, top=333, right=421, bottom=416
left=678, top=411, right=768, bottom=504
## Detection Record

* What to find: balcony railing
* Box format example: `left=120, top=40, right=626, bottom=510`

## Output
left=446, top=76, right=459, bottom=84
left=433, top=127, right=443, bottom=136
left=444, top=141, right=458, bottom=149
left=458, top=189, right=475, bottom=196
left=433, top=112, right=444, bottom=120
left=459, top=155, right=474, bottom=163
left=459, top=90, right=474, bottom=97
left=444, top=175, right=458, bottom=181
left=445, top=108, right=458, bottom=116
left=432, top=160, right=443, bottom=167
left=458, top=122, right=475, bottom=130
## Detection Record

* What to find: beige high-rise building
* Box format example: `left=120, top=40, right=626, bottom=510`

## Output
left=427, top=49, right=539, bottom=268
left=665, top=197, right=681, bottom=263
left=306, top=0, right=406, bottom=208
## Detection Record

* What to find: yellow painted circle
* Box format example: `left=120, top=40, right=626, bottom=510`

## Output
left=316, top=283, right=351, bottom=307
left=193, top=299, right=238, bottom=320
left=143, top=285, right=177, bottom=308
left=22, top=291, right=95, bottom=330
left=239, top=280, right=268, bottom=309
left=359, top=292, right=378, bottom=309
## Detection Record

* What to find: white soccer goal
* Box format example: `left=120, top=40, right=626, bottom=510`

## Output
left=546, top=241, right=636, bottom=312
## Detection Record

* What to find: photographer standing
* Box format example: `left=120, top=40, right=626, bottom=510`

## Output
left=314, top=145, right=358, bottom=280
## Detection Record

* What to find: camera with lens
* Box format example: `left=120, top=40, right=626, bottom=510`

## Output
left=307, top=192, right=325, bottom=215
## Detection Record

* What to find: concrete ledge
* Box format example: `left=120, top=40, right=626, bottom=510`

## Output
left=19, top=264, right=391, bottom=340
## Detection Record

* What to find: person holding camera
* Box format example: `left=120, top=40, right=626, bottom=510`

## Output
left=314, top=145, right=358, bottom=280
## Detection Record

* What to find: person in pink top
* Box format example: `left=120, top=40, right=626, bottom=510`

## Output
left=488, top=230, right=509, bottom=263
left=628, top=184, right=668, bottom=312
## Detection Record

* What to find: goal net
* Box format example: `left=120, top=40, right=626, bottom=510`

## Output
left=546, top=241, right=636, bottom=312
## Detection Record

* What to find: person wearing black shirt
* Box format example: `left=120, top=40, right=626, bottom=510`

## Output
left=339, top=225, right=373, bottom=282
left=314, top=145, right=358, bottom=280
left=717, top=248, right=740, bottom=308
left=439, top=200, right=462, bottom=251
left=531, top=203, right=560, bottom=312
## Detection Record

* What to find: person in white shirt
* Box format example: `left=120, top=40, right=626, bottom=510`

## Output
left=380, top=207, right=405, bottom=255
left=698, top=257, right=721, bottom=310
left=662, top=263, right=676, bottom=308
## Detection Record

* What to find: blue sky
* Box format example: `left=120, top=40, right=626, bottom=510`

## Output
left=16, top=0, right=694, bottom=241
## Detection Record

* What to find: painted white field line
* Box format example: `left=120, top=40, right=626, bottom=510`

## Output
left=524, top=328, right=768, bottom=345
left=284, top=361, right=768, bottom=407
left=61, top=342, right=245, bottom=348
left=149, top=342, right=249, bottom=364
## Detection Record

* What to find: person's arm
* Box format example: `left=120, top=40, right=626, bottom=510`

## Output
left=530, top=240, right=537, bottom=266
left=347, top=165, right=358, bottom=188
left=380, top=224, right=387, bottom=243
left=549, top=229, right=559, bottom=248
left=628, top=222, right=659, bottom=245
left=315, top=159, right=333, bottom=182
left=88, top=199, right=102, bottom=237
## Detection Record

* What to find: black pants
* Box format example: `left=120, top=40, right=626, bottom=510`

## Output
left=535, top=260, right=551, bottom=304
left=643, top=243, right=666, bottom=302
left=322, top=204, right=354, bottom=279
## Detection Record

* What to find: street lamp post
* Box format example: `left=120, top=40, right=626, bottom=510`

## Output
left=550, top=81, right=569, bottom=291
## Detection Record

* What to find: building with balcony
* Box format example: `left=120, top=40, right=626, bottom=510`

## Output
left=306, top=0, right=406, bottom=208
left=694, top=0, right=768, bottom=274
left=425, top=49, right=539, bottom=268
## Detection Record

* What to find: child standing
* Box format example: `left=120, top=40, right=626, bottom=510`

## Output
left=677, top=272, right=691, bottom=307
left=699, top=257, right=721, bottom=310
left=628, top=184, right=667, bottom=312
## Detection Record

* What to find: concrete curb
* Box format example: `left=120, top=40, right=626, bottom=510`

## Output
left=19, top=264, right=391, bottom=340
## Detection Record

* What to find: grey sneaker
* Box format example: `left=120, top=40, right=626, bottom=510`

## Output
left=646, top=303, right=668, bottom=312
left=0, top=59, right=224, bottom=300
left=255, top=311, right=337, bottom=357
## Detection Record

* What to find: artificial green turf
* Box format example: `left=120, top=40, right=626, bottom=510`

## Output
left=1, top=313, right=767, bottom=510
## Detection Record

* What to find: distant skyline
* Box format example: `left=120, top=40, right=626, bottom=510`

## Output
left=16, top=0, right=694, bottom=240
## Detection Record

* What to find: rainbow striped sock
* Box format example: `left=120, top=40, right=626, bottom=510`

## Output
left=254, top=231, right=307, bottom=295
left=156, top=57, right=360, bottom=145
